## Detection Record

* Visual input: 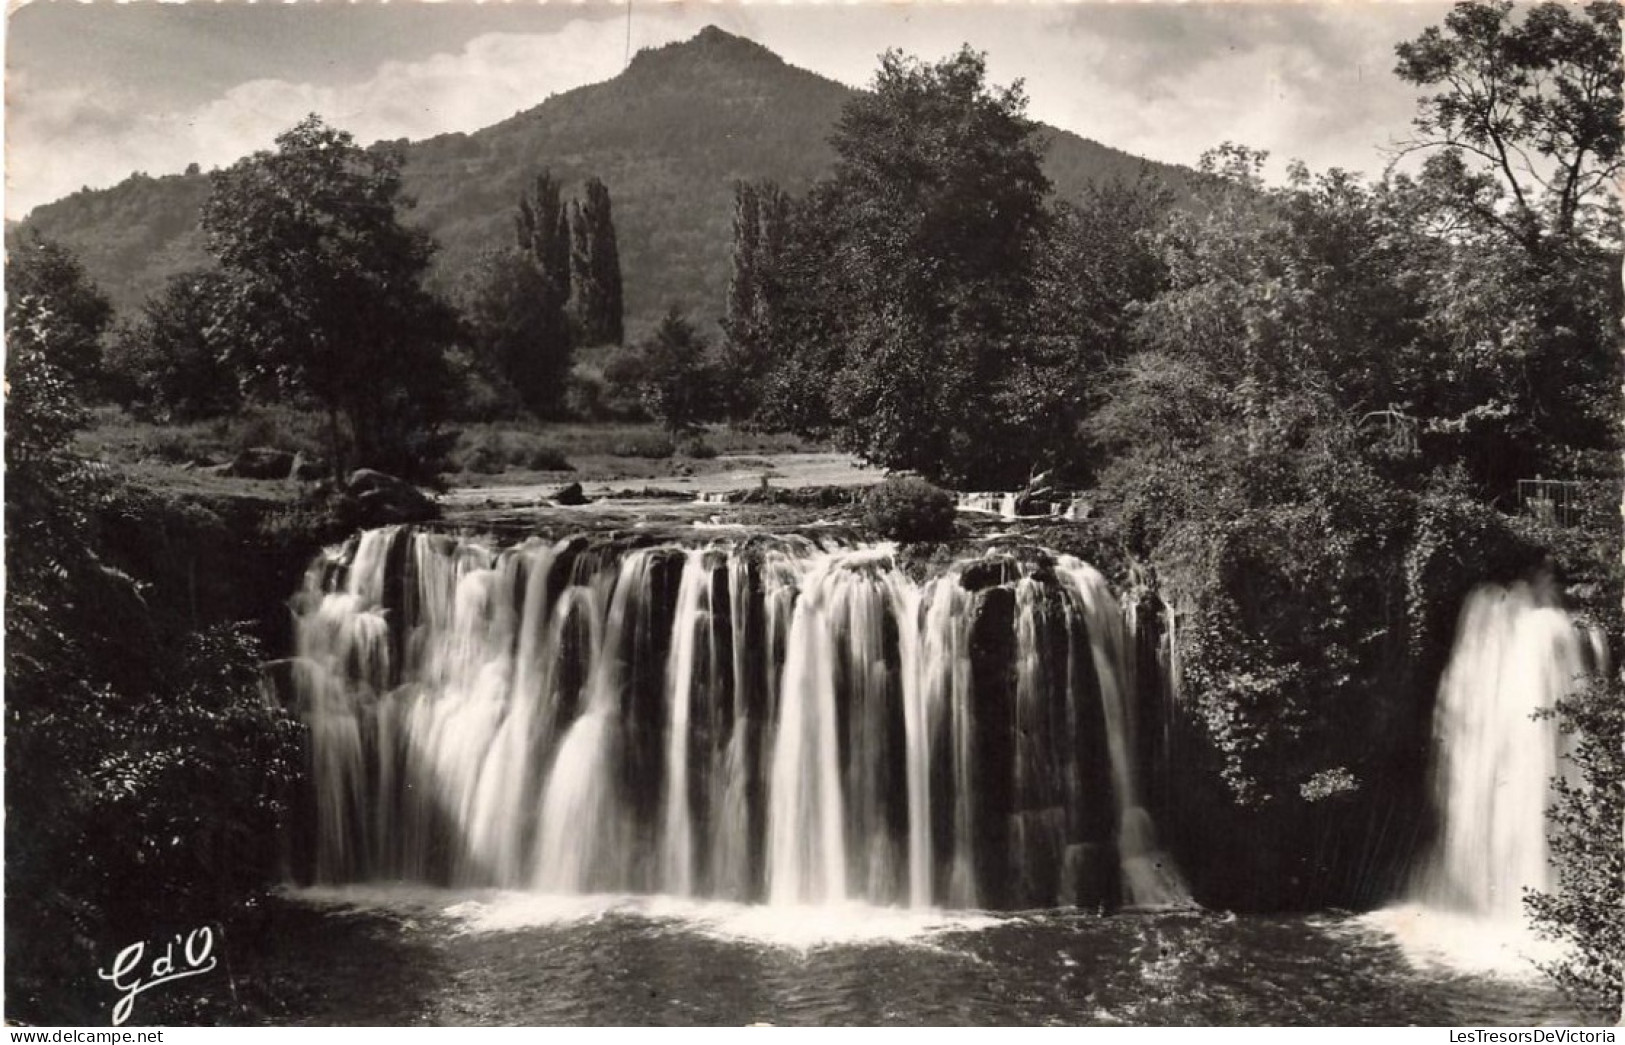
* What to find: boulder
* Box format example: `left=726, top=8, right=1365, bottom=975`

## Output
left=228, top=447, right=295, bottom=480
left=289, top=450, right=327, bottom=481
left=554, top=481, right=589, bottom=506
left=959, top=556, right=1018, bottom=592
left=344, top=469, right=437, bottom=525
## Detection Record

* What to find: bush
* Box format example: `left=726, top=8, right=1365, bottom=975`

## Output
left=141, top=428, right=214, bottom=465
left=448, top=429, right=573, bottom=474
left=861, top=476, right=957, bottom=543
left=599, top=349, right=653, bottom=421
left=683, top=436, right=719, bottom=460
left=523, top=443, right=572, bottom=471
left=610, top=433, right=677, bottom=459
left=222, top=407, right=327, bottom=459
left=470, top=449, right=508, bottom=474
left=444, top=345, right=523, bottom=422
left=1529, top=675, right=1624, bottom=1019
left=565, top=363, right=610, bottom=421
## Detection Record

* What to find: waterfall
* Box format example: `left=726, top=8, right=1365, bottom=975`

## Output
left=1414, top=581, right=1603, bottom=920
left=290, top=526, right=1187, bottom=910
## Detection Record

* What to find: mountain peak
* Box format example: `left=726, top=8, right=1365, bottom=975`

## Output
left=694, top=25, right=743, bottom=44
left=624, top=25, right=788, bottom=79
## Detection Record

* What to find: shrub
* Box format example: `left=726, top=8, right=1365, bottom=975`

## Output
left=610, top=433, right=677, bottom=459
left=448, top=429, right=573, bottom=474
left=1529, top=675, right=1624, bottom=1019
left=600, top=349, right=652, bottom=420
left=565, top=363, right=610, bottom=421
left=861, top=476, right=957, bottom=543
left=683, top=436, right=719, bottom=460
left=444, top=345, right=523, bottom=422
left=522, top=443, right=572, bottom=471
left=220, top=407, right=327, bottom=459
left=468, top=448, right=508, bottom=474
left=141, top=428, right=212, bottom=465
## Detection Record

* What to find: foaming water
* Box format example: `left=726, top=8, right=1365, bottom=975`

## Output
left=289, top=884, right=1001, bottom=950
left=1358, top=904, right=1564, bottom=980
left=253, top=888, right=1580, bottom=1026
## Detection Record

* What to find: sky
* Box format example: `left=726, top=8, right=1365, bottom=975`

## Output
left=3, top=0, right=1456, bottom=221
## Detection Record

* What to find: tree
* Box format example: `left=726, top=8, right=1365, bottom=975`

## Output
left=568, top=176, right=624, bottom=347
left=1389, top=1, right=1622, bottom=495
left=815, top=47, right=1051, bottom=488
left=5, top=234, right=113, bottom=400
left=511, top=170, right=576, bottom=413
left=4, top=242, right=300, bottom=1024
left=461, top=247, right=570, bottom=419
left=105, top=270, right=242, bottom=421
left=1528, top=677, right=1624, bottom=1019
left=749, top=184, right=845, bottom=440
left=201, top=114, right=459, bottom=479
left=720, top=180, right=791, bottom=422
left=638, top=306, right=717, bottom=436
left=4, top=238, right=104, bottom=604
left=1393, top=0, right=1622, bottom=252
left=1005, top=173, right=1171, bottom=484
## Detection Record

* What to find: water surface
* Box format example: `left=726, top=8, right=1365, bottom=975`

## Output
left=209, top=888, right=1581, bottom=1026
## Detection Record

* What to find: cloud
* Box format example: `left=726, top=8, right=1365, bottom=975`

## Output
left=7, top=13, right=716, bottom=219
left=1031, top=3, right=1445, bottom=180
left=5, top=4, right=1454, bottom=219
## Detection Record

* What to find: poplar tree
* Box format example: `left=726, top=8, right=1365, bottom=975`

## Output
left=511, top=170, right=576, bottom=413
left=569, top=176, right=624, bottom=347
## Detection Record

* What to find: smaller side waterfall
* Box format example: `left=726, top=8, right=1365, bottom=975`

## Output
left=1414, top=581, right=1603, bottom=920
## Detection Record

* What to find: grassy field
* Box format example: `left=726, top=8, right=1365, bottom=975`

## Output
left=75, top=406, right=827, bottom=487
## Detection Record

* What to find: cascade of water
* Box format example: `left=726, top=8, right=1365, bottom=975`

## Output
left=892, top=575, right=932, bottom=909
left=532, top=551, right=646, bottom=893
left=660, top=549, right=710, bottom=895
left=1415, top=582, right=1601, bottom=920
left=293, top=528, right=1188, bottom=911
left=709, top=554, right=761, bottom=900
left=766, top=554, right=851, bottom=905
left=1055, top=558, right=1189, bottom=908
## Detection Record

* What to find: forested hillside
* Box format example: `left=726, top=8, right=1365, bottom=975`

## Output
left=15, top=26, right=1190, bottom=335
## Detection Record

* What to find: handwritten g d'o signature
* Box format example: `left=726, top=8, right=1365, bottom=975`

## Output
left=97, top=927, right=217, bottom=1026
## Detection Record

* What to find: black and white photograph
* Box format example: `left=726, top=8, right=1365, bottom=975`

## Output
left=4, top=0, right=1621, bottom=1028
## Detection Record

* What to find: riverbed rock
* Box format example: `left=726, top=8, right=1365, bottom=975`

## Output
left=229, top=447, right=296, bottom=480
left=290, top=450, right=327, bottom=481
left=344, top=469, right=437, bottom=525
left=554, top=481, right=589, bottom=506
left=959, top=556, right=1019, bottom=592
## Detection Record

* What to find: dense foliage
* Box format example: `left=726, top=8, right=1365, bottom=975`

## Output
left=721, top=1, right=1621, bottom=925
left=860, top=477, right=958, bottom=544
left=1529, top=676, right=1624, bottom=1017
left=636, top=306, right=720, bottom=436
left=459, top=171, right=627, bottom=420
left=459, top=244, right=568, bottom=419
left=569, top=176, right=625, bottom=348
left=4, top=242, right=302, bottom=1024
left=6, top=234, right=114, bottom=398
left=720, top=179, right=791, bottom=421
left=105, top=270, right=242, bottom=421
left=747, top=47, right=1053, bottom=488
left=201, top=115, right=461, bottom=479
